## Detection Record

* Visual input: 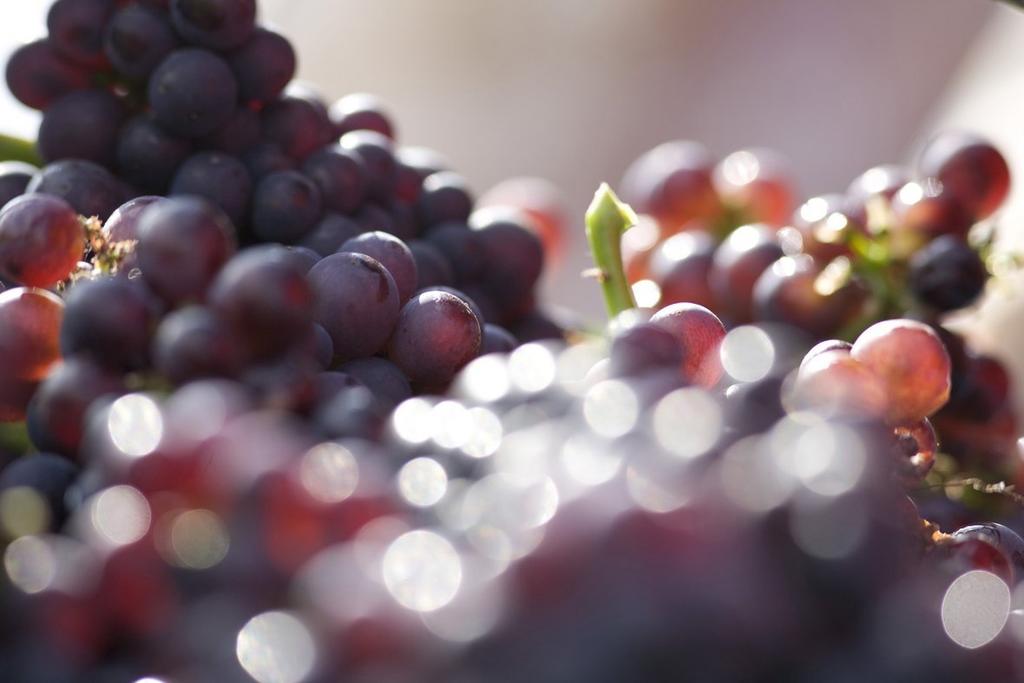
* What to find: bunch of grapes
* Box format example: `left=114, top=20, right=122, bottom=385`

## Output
left=619, top=136, right=1018, bottom=477
left=1, top=0, right=1024, bottom=681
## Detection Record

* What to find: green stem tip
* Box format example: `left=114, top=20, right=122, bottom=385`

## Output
left=585, top=182, right=639, bottom=320
left=0, top=133, right=42, bottom=167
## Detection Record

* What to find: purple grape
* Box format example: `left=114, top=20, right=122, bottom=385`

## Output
left=170, top=152, right=252, bottom=227
left=229, top=27, right=296, bottom=105
left=38, top=89, right=126, bottom=168
left=298, top=213, right=361, bottom=257
left=136, top=197, right=236, bottom=305
left=261, top=96, right=334, bottom=161
left=908, top=236, right=987, bottom=312
left=330, top=93, right=395, bottom=139
left=5, top=39, right=90, bottom=110
left=340, top=231, right=418, bottom=303
left=339, top=130, right=397, bottom=202
left=408, top=240, right=454, bottom=289
left=418, top=171, right=473, bottom=228
left=198, top=107, right=261, bottom=155
left=209, top=246, right=314, bottom=359
left=153, top=306, right=243, bottom=384
left=309, top=324, right=334, bottom=370
left=27, top=159, right=125, bottom=221
left=308, top=252, right=400, bottom=362
left=104, top=3, right=180, bottom=81
left=60, top=276, right=159, bottom=371
left=250, top=171, right=324, bottom=243
left=709, top=224, right=784, bottom=324
left=512, top=308, right=564, bottom=342
left=314, top=385, right=387, bottom=441
left=609, top=322, right=683, bottom=377
left=387, top=289, right=482, bottom=386
left=0, top=162, right=37, bottom=212
left=46, top=0, right=115, bottom=69
left=102, top=195, right=165, bottom=243
left=426, top=221, right=485, bottom=284
left=27, top=357, right=125, bottom=458
left=0, top=194, right=83, bottom=288
left=278, top=246, right=321, bottom=274
left=116, top=114, right=193, bottom=193
left=301, top=144, right=368, bottom=214
left=242, top=142, right=296, bottom=181
left=148, top=48, right=239, bottom=138
left=337, top=357, right=412, bottom=408
left=426, top=285, right=486, bottom=327
left=481, top=323, right=517, bottom=355
left=169, top=0, right=256, bottom=50
left=474, top=212, right=544, bottom=321
left=355, top=202, right=397, bottom=236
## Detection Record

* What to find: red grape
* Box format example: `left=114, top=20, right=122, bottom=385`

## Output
left=387, top=289, right=482, bottom=387
left=752, top=254, right=866, bottom=338
left=791, top=348, right=887, bottom=420
left=649, top=230, right=717, bottom=309
left=0, top=194, right=83, bottom=287
left=918, top=131, right=1010, bottom=220
left=709, top=224, right=783, bottom=324
left=620, top=140, right=720, bottom=231
left=713, top=148, right=796, bottom=226
left=650, top=302, right=726, bottom=388
left=0, top=287, right=64, bottom=382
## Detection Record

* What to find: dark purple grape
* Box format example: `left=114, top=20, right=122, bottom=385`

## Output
left=723, top=375, right=786, bottom=437
left=337, top=357, right=412, bottom=408
left=28, top=159, right=125, bottom=221
left=339, top=130, right=397, bottom=202
left=148, top=48, right=239, bottom=138
left=261, top=96, right=334, bottom=161
left=417, top=171, right=473, bottom=228
left=116, top=114, right=193, bottom=193
left=250, top=171, right=324, bottom=243
left=426, top=221, right=484, bottom=284
left=387, top=289, right=482, bottom=386
left=209, top=246, right=314, bottom=359
left=0, top=162, right=37, bottom=212
left=278, top=246, right=320, bottom=274
left=474, top=212, right=544, bottom=321
left=609, top=322, right=684, bottom=377
left=60, top=276, right=158, bottom=371
left=908, top=236, right=987, bottom=312
left=242, top=142, right=295, bottom=181
left=38, top=89, right=126, bottom=168
left=153, top=305, right=243, bottom=384
left=228, top=27, right=295, bottom=105
left=169, top=0, right=256, bottom=50
left=301, top=145, right=368, bottom=214
left=330, top=93, right=395, bottom=139
left=198, top=107, right=261, bottom=155
left=102, top=195, right=165, bottom=243
left=709, top=224, right=784, bottom=324
left=918, top=131, right=1010, bottom=220
left=753, top=255, right=866, bottom=339
left=480, top=323, right=517, bottom=355
left=298, top=213, right=361, bottom=257
left=0, top=194, right=83, bottom=288
left=46, top=0, right=115, bottom=68
left=408, top=240, right=454, bottom=289
left=104, top=3, right=179, bottom=81
left=4, top=39, right=90, bottom=110
left=307, top=252, right=400, bottom=361
left=170, top=152, right=252, bottom=227
left=314, top=385, right=387, bottom=441
left=27, top=358, right=125, bottom=458
left=0, top=454, right=79, bottom=531
left=136, top=197, right=236, bottom=305
left=355, top=202, right=397, bottom=236
left=389, top=199, right=419, bottom=241
left=340, top=231, right=418, bottom=303
left=309, top=324, right=334, bottom=370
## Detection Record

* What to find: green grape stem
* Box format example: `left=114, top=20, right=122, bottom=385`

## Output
left=0, top=133, right=42, bottom=166
left=585, top=183, right=639, bottom=320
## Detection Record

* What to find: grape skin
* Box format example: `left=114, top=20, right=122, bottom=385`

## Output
left=387, top=289, right=482, bottom=387
left=0, top=194, right=83, bottom=288
left=649, top=302, right=726, bottom=388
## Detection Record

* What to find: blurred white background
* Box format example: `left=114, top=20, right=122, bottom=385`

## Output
left=1, top=0, right=1018, bottom=322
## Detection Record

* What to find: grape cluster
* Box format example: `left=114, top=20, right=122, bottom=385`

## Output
left=0, top=0, right=1023, bottom=681
left=620, top=136, right=1017, bottom=474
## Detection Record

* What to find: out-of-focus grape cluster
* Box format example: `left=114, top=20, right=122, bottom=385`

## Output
left=619, top=136, right=1018, bottom=479
left=1, top=0, right=1024, bottom=681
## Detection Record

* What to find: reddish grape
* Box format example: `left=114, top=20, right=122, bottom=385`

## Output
left=791, top=348, right=887, bottom=420
left=262, top=95, right=334, bottom=161
left=609, top=322, right=683, bottom=378
left=387, top=289, right=482, bottom=387
left=0, top=287, right=64, bottom=382
left=620, top=140, right=720, bottom=231
left=102, top=196, right=165, bottom=244
left=790, top=194, right=865, bottom=261
left=478, top=177, right=568, bottom=265
left=5, top=39, right=90, bottom=110
left=417, top=171, right=473, bottom=228
left=918, top=131, right=1010, bottom=220
left=46, top=0, right=115, bottom=68
left=709, top=224, right=784, bottom=324
left=890, top=180, right=973, bottom=243
left=330, top=93, right=395, bottom=140
left=60, top=276, right=159, bottom=371
left=649, top=230, right=717, bottom=309
left=846, top=164, right=909, bottom=203
left=713, top=148, right=796, bottom=226
left=851, top=319, right=951, bottom=424
left=0, top=194, right=83, bottom=287
left=951, top=523, right=1024, bottom=581
left=798, top=339, right=852, bottom=371
left=650, top=302, right=726, bottom=388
